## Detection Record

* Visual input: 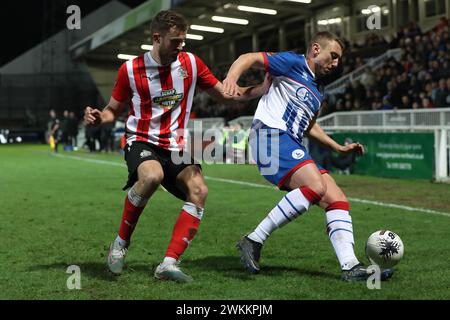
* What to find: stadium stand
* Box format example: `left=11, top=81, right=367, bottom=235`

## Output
left=1, top=0, right=449, bottom=180
left=322, top=17, right=450, bottom=115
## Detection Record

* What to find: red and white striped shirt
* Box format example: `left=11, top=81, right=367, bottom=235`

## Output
left=112, top=51, right=218, bottom=151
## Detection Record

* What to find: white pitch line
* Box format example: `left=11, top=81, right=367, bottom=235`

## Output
left=346, top=197, right=450, bottom=218
left=204, top=176, right=276, bottom=189
left=53, top=153, right=126, bottom=168
left=52, top=152, right=450, bottom=218
left=204, top=176, right=450, bottom=218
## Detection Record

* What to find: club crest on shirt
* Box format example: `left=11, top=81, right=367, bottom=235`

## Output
left=291, top=149, right=305, bottom=160
left=153, top=89, right=184, bottom=109
left=178, top=67, right=188, bottom=79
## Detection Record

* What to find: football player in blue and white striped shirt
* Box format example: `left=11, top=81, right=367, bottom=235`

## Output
left=223, top=32, right=393, bottom=282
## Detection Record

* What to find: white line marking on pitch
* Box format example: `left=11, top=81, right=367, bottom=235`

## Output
left=53, top=153, right=450, bottom=218
left=204, top=176, right=450, bottom=218
left=345, top=197, right=450, bottom=218
left=53, top=153, right=126, bottom=167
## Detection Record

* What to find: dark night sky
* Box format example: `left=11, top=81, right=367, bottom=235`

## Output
left=0, top=0, right=147, bottom=66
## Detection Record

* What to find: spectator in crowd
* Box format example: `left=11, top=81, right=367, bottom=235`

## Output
left=47, top=109, right=62, bottom=153
left=399, top=95, right=412, bottom=109
left=319, top=19, right=450, bottom=114
left=100, top=121, right=115, bottom=153
left=61, top=110, right=71, bottom=151
left=189, top=18, right=449, bottom=120
left=335, top=99, right=345, bottom=112
left=352, top=80, right=366, bottom=101
left=434, top=17, right=449, bottom=34
left=68, top=111, right=79, bottom=149
left=408, top=75, right=422, bottom=95
left=84, top=124, right=100, bottom=152
left=344, top=100, right=353, bottom=112
left=353, top=99, right=362, bottom=111
left=373, top=89, right=383, bottom=104
left=434, top=78, right=449, bottom=107
left=422, top=97, right=433, bottom=108
left=380, top=96, right=394, bottom=110
left=412, top=101, right=421, bottom=109
left=446, top=78, right=450, bottom=106
left=388, top=81, right=402, bottom=108
left=360, top=67, right=376, bottom=89
left=354, top=56, right=364, bottom=69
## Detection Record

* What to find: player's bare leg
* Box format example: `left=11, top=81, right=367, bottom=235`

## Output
left=154, top=165, right=208, bottom=283
left=133, top=160, right=165, bottom=198
left=319, top=173, right=393, bottom=281
left=108, top=160, right=163, bottom=275
left=238, top=164, right=325, bottom=274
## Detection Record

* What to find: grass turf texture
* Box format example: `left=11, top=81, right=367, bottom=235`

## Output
left=1, top=144, right=450, bottom=299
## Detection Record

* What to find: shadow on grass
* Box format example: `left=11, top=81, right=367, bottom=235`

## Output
left=28, top=257, right=337, bottom=282
left=28, top=262, right=120, bottom=281
left=183, top=256, right=338, bottom=281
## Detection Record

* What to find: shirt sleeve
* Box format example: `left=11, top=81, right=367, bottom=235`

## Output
left=263, top=51, right=297, bottom=77
left=111, top=63, right=131, bottom=102
left=195, top=55, right=219, bottom=91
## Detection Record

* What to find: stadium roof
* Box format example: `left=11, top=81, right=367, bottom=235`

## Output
left=69, top=0, right=346, bottom=64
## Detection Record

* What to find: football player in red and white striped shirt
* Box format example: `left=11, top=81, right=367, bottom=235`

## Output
left=84, top=10, right=270, bottom=283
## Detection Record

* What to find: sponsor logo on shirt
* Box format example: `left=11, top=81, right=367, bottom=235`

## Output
left=153, top=89, right=184, bottom=109
left=296, top=87, right=310, bottom=102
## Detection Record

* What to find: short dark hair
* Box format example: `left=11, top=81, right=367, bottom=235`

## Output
left=150, top=10, right=188, bottom=35
left=307, top=31, right=345, bottom=53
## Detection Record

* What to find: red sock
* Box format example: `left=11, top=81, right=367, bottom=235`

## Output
left=300, top=186, right=322, bottom=204
left=118, top=195, right=145, bottom=242
left=165, top=210, right=201, bottom=260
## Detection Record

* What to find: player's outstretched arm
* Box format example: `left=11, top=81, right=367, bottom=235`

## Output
left=236, top=73, right=272, bottom=101
left=84, top=97, right=127, bottom=127
left=205, top=73, right=271, bottom=103
left=223, top=52, right=266, bottom=97
left=306, top=119, right=364, bottom=156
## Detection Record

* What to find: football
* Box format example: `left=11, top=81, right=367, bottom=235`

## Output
left=365, top=230, right=404, bottom=269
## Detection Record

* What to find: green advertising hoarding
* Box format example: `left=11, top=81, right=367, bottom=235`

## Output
left=332, top=132, right=434, bottom=179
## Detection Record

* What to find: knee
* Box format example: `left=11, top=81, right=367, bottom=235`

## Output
left=192, top=183, right=209, bottom=201
left=140, top=171, right=164, bottom=189
left=307, top=181, right=327, bottom=199
left=322, top=194, right=348, bottom=210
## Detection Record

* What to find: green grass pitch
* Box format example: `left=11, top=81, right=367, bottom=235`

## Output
left=1, top=144, right=450, bottom=299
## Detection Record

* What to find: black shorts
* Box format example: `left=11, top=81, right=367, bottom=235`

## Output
left=123, top=141, right=201, bottom=201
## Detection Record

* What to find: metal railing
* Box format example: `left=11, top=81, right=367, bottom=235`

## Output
left=325, top=48, right=403, bottom=95
left=317, top=108, right=450, bottom=130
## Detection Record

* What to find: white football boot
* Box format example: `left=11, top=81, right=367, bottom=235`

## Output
left=107, top=242, right=128, bottom=275
left=154, top=262, right=193, bottom=283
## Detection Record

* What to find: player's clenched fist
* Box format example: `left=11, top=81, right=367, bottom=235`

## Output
left=84, top=106, right=102, bottom=126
